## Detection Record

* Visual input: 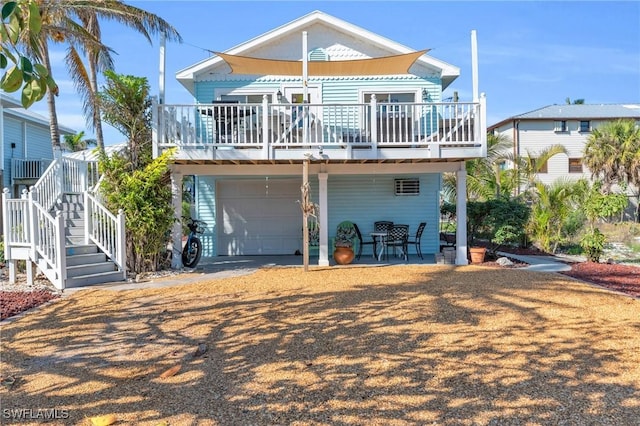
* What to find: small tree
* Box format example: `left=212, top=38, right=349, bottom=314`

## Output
left=580, top=181, right=628, bottom=262
left=98, top=71, right=174, bottom=274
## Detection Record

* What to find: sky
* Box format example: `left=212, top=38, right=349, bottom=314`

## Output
left=30, top=1, right=640, bottom=145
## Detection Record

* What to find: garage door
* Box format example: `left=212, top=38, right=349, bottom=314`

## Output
left=217, top=179, right=302, bottom=255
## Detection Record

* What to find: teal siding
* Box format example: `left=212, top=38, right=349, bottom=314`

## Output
left=194, top=76, right=442, bottom=105
left=195, top=175, right=217, bottom=258
left=25, top=123, right=53, bottom=159
left=194, top=173, right=441, bottom=259
left=327, top=174, right=440, bottom=256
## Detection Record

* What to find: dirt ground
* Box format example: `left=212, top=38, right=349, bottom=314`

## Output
left=1, top=264, right=639, bottom=425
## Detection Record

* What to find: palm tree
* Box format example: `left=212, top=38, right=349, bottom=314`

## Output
left=66, top=3, right=181, bottom=153
left=527, top=178, right=584, bottom=253
left=23, top=1, right=181, bottom=156
left=584, top=119, right=640, bottom=220
left=565, top=97, right=585, bottom=105
left=62, top=131, right=96, bottom=152
left=516, top=144, right=569, bottom=193
left=442, top=133, right=516, bottom=202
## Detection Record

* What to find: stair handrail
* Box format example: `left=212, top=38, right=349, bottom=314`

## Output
left=30, top=159, right=62, bottom=212
left=84, top=191, right=126, bottom=279
left=28, top=188, right=66, bottom=290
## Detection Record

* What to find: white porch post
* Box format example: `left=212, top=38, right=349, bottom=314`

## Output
left=318, top=173, right=329, bottom=266
left=456, top=163, right=469, bottom=265
left=171, top=170, right=183, bottom=269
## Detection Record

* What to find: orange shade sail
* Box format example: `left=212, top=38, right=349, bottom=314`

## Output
left=215, top=50, right=430, bottom=76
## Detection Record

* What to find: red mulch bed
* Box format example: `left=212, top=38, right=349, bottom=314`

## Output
left=559, top=262, right=640, bottom=298
left=0, top=290, right=60, bottom=321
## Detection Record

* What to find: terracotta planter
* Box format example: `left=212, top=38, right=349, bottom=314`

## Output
left=333, top=246, right=355, bottom=265
left=469, top=247, right=486, bottom=264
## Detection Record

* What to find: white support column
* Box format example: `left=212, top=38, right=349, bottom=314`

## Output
left=55, top=210, right=67, bottom=290
left=479, top=93, right=487, bottom=158
left=262, top=95, right=270, bottom=160
left=318, top=173, right=329, bottom=266
left=370, top=95, right=378, bottom=150
left=84, top=191, right=91, bottom=245
left=117, top=209, right=126, bottom=279
left=456, top=163, right=469, bottom=265
left=152, top=96, right=159, bottom=159
left=171, top=171, right=184, bottom=269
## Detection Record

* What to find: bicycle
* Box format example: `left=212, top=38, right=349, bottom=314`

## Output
left=182, top=217, right=207, bottom=268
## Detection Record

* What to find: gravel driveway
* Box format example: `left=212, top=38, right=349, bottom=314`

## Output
left=1, top=265, right=639, bottom=425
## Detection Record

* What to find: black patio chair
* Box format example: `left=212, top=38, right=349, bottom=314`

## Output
left=406, top=222, right=426, bottom=259
left=353, top=223, right=375, bottom=260
left=386, top=224, right=409, bottom=261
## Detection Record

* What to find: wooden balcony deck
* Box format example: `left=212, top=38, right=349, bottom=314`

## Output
left=153, top=97, right=487, bottom=163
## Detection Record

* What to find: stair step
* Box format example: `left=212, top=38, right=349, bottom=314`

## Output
left=65, top=227, right=84, bottom=236
left=66, top=244, right=99, bottom=256
left=66, top=252, right=107, bottom=266
left=67, top=261, right=117, bottom=278
left=65, top=270, right=126, bottom=288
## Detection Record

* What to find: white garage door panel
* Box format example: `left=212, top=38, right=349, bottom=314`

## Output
left=217, top=180, right=301, bottom=255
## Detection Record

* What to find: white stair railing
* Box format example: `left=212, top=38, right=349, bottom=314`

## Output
left=29, top=188, right=66, bottom=289
left=2, top=155, right=122, bottom=289
left=31, top=160, right=62, bottom=212
left=85, top=191, right=126, bottom=279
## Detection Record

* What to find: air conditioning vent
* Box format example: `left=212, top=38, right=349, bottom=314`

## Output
left=394, top=178, right=419, bottom=196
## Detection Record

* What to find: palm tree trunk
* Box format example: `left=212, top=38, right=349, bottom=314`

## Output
left=42, top=41, right=61, bottom=158
left=89, top=58, right=106, bottom=154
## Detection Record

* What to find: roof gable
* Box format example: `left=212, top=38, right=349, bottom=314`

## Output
left=176, top=10, right=459, bottom=93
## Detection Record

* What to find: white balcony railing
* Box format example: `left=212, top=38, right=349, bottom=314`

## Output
left=11, top=158, right=52, bottom=182
left=153, top=95, right=487, bottom=161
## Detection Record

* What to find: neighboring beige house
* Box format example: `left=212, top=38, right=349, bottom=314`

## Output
left=489, top=104, right=640, bottom=218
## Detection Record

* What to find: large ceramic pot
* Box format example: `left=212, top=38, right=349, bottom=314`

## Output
left=469, top=246, right=487, bottom=264
left=333, top=246, right=355, bottom=265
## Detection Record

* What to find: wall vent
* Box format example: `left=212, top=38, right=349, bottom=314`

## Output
left=308, top=48, right=328, bottom=61
left=394, top=178, right=419, bottom=196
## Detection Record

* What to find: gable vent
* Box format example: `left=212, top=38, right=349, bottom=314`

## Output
left=394, top=178, right=420, bottom=196
left=308, top=48, right=328, bottom=61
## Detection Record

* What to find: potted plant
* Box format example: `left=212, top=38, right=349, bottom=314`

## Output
left=334, top=223, right=356, bottom=265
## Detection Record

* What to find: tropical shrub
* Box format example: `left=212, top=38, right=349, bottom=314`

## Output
left=467, top=197, right=531, bottom=254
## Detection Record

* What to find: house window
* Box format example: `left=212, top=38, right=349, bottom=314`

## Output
left=579, top=120, right=591, bottom=132
left=569, top=158, right=583, bottom=173
left=394, top=178, right=420, bottom=196
left=220, top=93, right=273, bottom=103
left=554, top=121, right=568, bottom=132
left=533, top=158, right=548, bottom=174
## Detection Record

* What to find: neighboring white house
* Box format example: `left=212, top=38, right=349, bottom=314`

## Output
left=157, top=10, right=487, bottom=266
left=489, top=104, right=640, bottom=218
left=489, top=104, right=640, bottom=184
left=1, top=93, right=75, bottom=196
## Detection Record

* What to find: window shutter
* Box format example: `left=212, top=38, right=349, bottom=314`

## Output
left=394, top=178, right=420, bottom=196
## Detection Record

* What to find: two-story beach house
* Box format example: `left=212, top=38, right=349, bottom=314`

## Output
left=160, top=10, right=486, bottom=267
left=1, top=10, right=486, bottom=291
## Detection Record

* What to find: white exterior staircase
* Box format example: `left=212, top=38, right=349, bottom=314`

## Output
left=59, top=194, right=125, bottom=288
left=2, top=157, right=126, bottom=290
